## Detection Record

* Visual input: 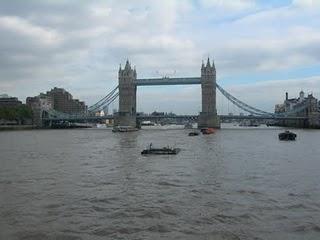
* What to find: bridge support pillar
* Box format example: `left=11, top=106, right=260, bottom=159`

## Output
left=198, top=112, right=220, bottom=129
left=114, top=60, right=137, bottom=130
left=198, top=58, right=220, bottom=129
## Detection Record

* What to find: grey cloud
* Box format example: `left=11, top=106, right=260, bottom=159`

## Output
left=0, top=0, right=320, bottom=114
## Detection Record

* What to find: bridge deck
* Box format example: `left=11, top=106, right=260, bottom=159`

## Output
left=135, top=77, right=201, bottom=86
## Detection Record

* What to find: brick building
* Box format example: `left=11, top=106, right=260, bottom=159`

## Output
left=46, top=87, right=87, bottom=114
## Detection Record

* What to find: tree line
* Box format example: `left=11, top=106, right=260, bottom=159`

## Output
left=0, top=105, right=33, bottom=121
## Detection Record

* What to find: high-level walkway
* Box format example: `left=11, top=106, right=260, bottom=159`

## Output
left=135, top=77, right=201, bottom=86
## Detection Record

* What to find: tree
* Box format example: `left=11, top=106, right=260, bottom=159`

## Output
left=0, top=105, right=33, bottom=122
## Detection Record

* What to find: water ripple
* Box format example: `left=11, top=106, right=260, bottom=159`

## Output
left=1, top=128, right=320, bottom=240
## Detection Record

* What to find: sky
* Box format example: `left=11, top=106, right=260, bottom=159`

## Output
left=1, top=0, right=320, bottom=114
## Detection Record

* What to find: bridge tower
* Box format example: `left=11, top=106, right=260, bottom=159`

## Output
left=198, top=58, right=220, bottom=129
left=114, top=60, right=137, bottom=129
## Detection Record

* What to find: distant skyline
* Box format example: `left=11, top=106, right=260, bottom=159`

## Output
left=1, top=0, right=320, bottom=114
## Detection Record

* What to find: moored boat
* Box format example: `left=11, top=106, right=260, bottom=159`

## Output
left=141, top=143, right=180, bottom=155
left=278, top=130, right=297, bottom=141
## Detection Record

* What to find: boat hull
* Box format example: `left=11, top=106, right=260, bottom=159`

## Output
left=201, top=128, right=215, bottom=134
left=278, top=131, right=297, bottom=141
left=188, top=132, right=199, bottom=136
left=141, top=148, right=180, bottom=155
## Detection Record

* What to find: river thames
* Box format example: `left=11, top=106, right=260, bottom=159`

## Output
left=1, top=125, right=320, bottom=240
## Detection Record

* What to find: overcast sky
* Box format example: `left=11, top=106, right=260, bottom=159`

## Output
left=1, top=0, right=320, bottom=114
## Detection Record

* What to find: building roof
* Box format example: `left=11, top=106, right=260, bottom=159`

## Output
left=0, top=94, right=10, bottom=98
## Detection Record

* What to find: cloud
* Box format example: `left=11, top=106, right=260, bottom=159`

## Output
left=292, top=0, right=320, bottom=7
left=200, top=0, right=256, bottom=11
left=0, top=0, right=319, bottom=114
left=0, top=16, right=62, bottom=46
left=199, top=2, right=320, bottom=75
left=214, top=26, right=320, bottom=73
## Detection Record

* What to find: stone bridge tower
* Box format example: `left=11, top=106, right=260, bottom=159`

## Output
left=198, top=58, right=220, bottom=128
left=114, top=60, right=137, bottom=128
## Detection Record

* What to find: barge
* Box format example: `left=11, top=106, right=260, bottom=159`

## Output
left=279, top=130, right=297, bottom=141
left=141, top=144, right=180, bottom=155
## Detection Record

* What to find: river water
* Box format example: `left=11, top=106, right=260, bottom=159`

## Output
left=1, top=125, right=320, bottom=240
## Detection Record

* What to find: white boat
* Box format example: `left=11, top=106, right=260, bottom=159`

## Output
left=141, top=121, right=155, bottom=126
left=96, top=123, right=106, bottom=128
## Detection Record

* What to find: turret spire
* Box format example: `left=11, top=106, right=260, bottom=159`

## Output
left=133, top=66, right=137, bottom=77
left=125, top=59, right=131, bottom=70
left=201, top=60, right=205, bottom=70
left=206, top=57, right=211, bottom=68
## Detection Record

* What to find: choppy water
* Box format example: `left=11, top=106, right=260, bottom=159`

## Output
left=1, top=125, right=320, bottom=240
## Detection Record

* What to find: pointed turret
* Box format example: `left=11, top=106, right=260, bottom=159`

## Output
left=119, top=64, right=122, bottom=73
left=133, top=66, right=137, bottom=78
left=299, top=90, right=305, bottom=99
left=125, top=59, right=131, bottom=71
left=206, top=57, right=211, bottom=68
left=211, top=58, right=216, bottom=71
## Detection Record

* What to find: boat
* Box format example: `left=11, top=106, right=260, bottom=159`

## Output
left=188, top=131, right=199, bottom=136
left=278, top=130, right=297, bottom=141
left=96, top=123, right=106, bottom=128
left=201, top=128, right=215, bottom=134
left=112, top=126, right=138, bottom=132
left=141, top=121, right=155, bottom=126
left=141, top=143, right=180, bottom=155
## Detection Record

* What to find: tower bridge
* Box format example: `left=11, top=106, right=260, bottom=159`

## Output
left=115, top=58, right=220, bottom=129
left=40, top=58, right=320, bottom=129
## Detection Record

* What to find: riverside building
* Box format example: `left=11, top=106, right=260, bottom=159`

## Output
left=0, top=94, right=22, bottom=107
left=46, top=87, right=87, bottom=114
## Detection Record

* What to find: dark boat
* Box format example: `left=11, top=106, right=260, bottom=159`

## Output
left=141, top=143, right=180, bottom=155
left=188, top=131, right=199, bottom=136
left=278, top=130, right=297, bottom=141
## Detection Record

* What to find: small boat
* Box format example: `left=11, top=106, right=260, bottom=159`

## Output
left=141, top=121, right=155, bottom=126
left=96, top=123, right=106, bottom=128
left=201, top=128, right=215, bottom=134
left=278, top=130, right=297, bottom=141
left=141, top=143, right=180, bottom=155
left=188, top=131, right=199, bottom=136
